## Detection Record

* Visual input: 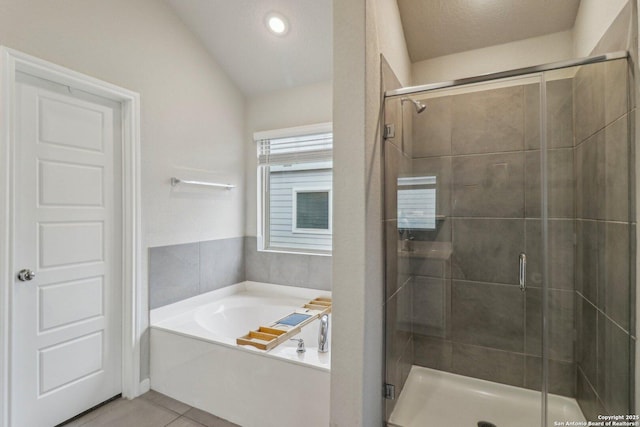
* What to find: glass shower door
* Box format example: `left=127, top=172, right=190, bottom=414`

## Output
left=384, top=73, right=546, bottom=427
left=384, top=54, right=634, bottom=427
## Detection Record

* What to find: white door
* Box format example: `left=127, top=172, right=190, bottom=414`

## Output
left=11, top=74, right=122, bottom=427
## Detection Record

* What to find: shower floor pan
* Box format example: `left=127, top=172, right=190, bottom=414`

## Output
left=388, top=366, right=585, bottom=427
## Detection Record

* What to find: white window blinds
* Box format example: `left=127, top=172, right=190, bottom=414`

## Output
left=257, top=131, right=333, bottom=166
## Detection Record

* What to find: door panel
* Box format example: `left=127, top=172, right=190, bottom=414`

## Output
left=39, top=277, right=104, bottom=331
left=38, top=96, right=105, bottom=151
left=39, top=222, right=104, bottom=268
left=39, top=161, right=104, bottom=206
left=39, top=331, right=103, bottom=394
left=12, top=80, right=121, bottom=427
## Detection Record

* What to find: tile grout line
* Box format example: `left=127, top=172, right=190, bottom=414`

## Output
left=164, top=415, right=206, bottom=427
left=576, top=291, right=632, bottom=336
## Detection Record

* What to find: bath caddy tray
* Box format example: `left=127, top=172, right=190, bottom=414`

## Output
left=236, top=297, right=332, bottom=351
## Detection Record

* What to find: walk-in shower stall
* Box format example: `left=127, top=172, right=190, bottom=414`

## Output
left=383, top=52, right=635, bottom=426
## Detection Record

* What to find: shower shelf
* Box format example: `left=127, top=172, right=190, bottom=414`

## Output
left=399, top=241, right=452, bottom=260
left=236, top=297, right=332, bottom=351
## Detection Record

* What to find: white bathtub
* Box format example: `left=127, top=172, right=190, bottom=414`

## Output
left=150, top=281, right=331, bottom=427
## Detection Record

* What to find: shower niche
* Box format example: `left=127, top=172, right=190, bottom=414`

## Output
left=383, top=54, right=635, bottom=426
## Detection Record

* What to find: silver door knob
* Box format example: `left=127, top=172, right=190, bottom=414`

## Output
left=17, top=269, right=36, bottom=282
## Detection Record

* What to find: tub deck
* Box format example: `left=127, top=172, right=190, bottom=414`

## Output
left=388, top=366, right=585, bottom=427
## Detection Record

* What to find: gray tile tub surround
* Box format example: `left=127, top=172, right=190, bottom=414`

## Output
left=148, top=237, right=245, bottom=309
left=244, top=236, right=332, bottom=291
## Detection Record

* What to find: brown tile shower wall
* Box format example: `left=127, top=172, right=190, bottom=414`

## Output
left=402, top=81, right=578, bottom=396
left=574, top=57, right=635, bottom=419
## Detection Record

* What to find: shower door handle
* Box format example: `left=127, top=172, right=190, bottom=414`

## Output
left=519, top=253, right=526, bottom=291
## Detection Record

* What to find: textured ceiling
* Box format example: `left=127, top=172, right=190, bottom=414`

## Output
left=166, top=0, right=332, bottom=96
left=397, top=0, right=581, bottom=62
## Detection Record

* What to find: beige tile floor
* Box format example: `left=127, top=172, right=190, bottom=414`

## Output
left=62, top=390, right=239, bottom=427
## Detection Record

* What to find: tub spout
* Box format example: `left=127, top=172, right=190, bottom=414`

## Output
left=318, top=314, right=329, bottom=353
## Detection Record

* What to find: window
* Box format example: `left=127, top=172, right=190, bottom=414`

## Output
left=293, top=188, right=332, bottom=233
left=256, top=123, right=333, bottom=254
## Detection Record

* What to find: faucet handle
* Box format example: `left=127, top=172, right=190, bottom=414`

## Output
left=290, top=338, right=305, bottom=353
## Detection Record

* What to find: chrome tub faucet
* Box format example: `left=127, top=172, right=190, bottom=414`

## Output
left=318, top=314, right=329, bottom=353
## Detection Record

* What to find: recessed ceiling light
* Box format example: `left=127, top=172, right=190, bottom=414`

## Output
left=266, top=13, right=289, bottom=36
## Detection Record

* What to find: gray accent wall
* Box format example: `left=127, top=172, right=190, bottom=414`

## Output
left=149, top=236, right=332, bottom=309
left=149, top=237, right=245, bottom=309
left=244, top=237, right=332, bottom=291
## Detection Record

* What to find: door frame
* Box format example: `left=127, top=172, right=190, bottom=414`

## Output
left=0, top=46, right=143, bottom=427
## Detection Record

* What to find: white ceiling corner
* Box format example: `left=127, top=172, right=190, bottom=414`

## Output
left=166, top=0, right=581, bottom=94
left=166, top=0, right=333, bottom=97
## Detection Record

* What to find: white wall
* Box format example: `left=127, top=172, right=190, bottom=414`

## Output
left=244, top=80, right=332, bottom=237
left=331, top=0, right=369, bottom=423
left=412, top=30, right=573, bottom=85
left=331, top=0, right=408, bottom=424
left=574, top=0, right=629, bottom=57
left=0, top=0, right=247, bottom=388
left=373, top=0, right=412, bottom=86
left=0, top=0, right=247, bottom=250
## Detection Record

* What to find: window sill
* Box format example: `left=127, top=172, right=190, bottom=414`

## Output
left=258, top=248, right=332, bottom=257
